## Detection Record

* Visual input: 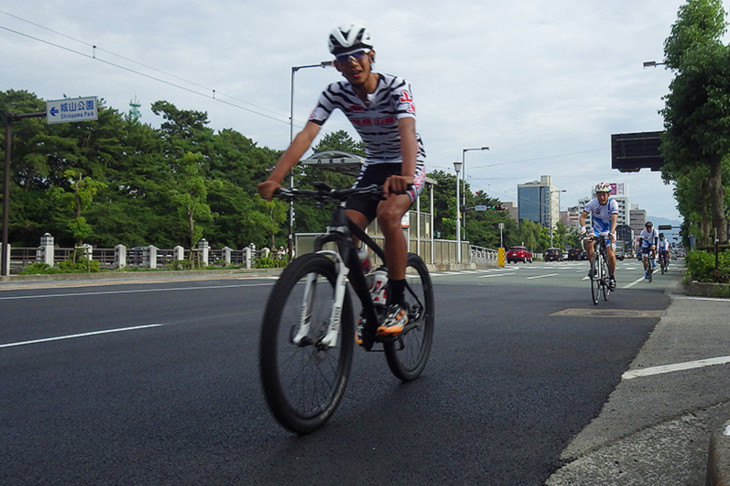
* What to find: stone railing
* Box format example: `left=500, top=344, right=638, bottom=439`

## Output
left=1, top=233, right=279, bottom=275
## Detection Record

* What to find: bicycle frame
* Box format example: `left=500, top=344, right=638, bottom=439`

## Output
left=311, top=206, right=381, bottom=350
left=287, top=185, right=396, bottom=351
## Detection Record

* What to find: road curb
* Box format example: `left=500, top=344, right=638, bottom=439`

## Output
left=707, top=419, right=730, bottom=486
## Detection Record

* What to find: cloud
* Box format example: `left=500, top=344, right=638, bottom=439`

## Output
left=0, top=0, right=694, bottom=220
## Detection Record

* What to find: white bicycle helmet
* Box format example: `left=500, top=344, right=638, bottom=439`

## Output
left=595, top=182, right=612, bottom=193
left=328, top=24, right=373, bottom=55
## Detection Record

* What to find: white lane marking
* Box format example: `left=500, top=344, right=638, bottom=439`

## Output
left=623, top=276, right=648, bottom=289
left=526, top=273, right=558, bottom=280
left=478, top=272, right=517, bottom=278
left=0, top=282, right=273, bottom=301
left=0, top=324, right=163, bottom=349
left=622, top=356, right=730, bottom=380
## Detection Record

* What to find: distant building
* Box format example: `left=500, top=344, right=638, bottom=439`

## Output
left=499, top=201, right=519, bottom=222
left=563, top=206, right=581, bottom=228
left=517, top=175, right=561, bottom=230
left=630, top=205, right=647, bottom=234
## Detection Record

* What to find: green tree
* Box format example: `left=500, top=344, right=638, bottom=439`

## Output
left=661, top=0, right=730, bottom=243
left=50, top=169, right=107, bottom=245
left=167, top=152, right=214, bottom=247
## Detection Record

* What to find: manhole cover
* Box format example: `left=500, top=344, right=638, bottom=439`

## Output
left=551, top=308, right=665, bottom=318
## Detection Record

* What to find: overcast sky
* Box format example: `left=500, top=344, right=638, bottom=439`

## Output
left=4, top=0, right=720, bottom=222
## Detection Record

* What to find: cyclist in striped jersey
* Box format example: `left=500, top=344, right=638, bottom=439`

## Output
left=258, top=24, right=426, bottom=341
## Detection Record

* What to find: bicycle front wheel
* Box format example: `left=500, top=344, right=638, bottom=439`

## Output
left=590, top=254, right=601, bottom=305
left=601, top=253, right=610, bottom=301
left=384, top=253, right=435, bottom=381
left=259, top=253, right=354, bottom=434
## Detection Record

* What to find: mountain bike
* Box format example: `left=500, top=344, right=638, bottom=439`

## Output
left=259, top=182, right=435, bottom=434
left=583, top=233, right=611, bottom=305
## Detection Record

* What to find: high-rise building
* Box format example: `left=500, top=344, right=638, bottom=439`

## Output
left=517, top=175, right=561, bottom=230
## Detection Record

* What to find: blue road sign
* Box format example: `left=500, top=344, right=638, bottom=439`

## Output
left=46, top=97, right=98, bottom=124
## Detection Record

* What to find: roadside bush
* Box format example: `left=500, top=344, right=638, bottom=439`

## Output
left=58, top=256, right=101, bottom=273
left=254, top=257, right=288, bottom=268
left=18, top=262, right=58, bottom=275
left=685, top=249, right=730, bottom=283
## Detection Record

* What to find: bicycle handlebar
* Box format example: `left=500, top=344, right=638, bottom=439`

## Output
left=273, top=183, right=384, bottom=203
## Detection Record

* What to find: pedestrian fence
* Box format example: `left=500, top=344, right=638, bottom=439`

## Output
left=1, top=233, right=279, bottom=274
left=2, top=233, right=509, bottom=275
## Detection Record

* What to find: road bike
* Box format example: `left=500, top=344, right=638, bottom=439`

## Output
left=658, top=250, right=669, bottom=275
left=259, top=183, right=435, bottom=434
left=583, top=233, right=611, bottom=305
left=643, top=251, right=655, bottom=283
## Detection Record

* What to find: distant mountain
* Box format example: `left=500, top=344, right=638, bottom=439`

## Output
left=647, top=216, right=683, bottom=242
left=648, top=216, right=682, bottom=228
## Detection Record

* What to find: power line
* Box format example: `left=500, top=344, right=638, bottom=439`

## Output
left=0, top=11, right=296, bottom=126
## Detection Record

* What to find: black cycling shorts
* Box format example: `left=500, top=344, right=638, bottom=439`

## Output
left=345, top=163, right=423, bottom=222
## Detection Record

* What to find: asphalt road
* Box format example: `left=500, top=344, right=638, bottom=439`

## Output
left=0, top=260, right=681, bottom=485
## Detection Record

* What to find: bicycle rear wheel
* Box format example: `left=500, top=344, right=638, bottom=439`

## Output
left=590, top=253, right=601, bottom=305
left=259, top=253, right=354, bottom=434
left=384, top=253, right=435, bottom=381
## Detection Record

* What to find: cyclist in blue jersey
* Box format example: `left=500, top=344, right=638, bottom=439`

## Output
left=258, top=24, right=426, bottom=342
left=578, top=182, right=619, bottom=289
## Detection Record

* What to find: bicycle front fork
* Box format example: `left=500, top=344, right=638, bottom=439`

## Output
left=292, top=250, right=349, bottom=349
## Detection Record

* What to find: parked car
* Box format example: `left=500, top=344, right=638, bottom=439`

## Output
left=615, top=248, right=625, bottom=261
left=567, top=248, right=582, bottom=261
left=544, top=247, right=563, bottom=262
left=506, top=246, right=533, bottom=263
left=580, top=251, right=588, bottom=260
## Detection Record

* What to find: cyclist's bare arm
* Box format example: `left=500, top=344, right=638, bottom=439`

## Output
left=383, top=118, right=417, bottom=196
left=257, top=121, right=321, bottom=200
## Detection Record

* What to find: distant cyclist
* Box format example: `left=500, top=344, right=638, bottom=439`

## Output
left=257, top=24, right=426, bottom=342
left=578, top=182, right=618, bottom=289
left=639, top=221, right=659, bottom=279
left=657, top=232, right=670, bottom=270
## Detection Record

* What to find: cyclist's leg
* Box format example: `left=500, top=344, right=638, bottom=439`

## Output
left=606, top=241, right=617, bottom=288
left=376, top=193, right=411, bottom=282
left=606, top=242, right=616, bottom=276
left=585, top=239, right=596, bottom=276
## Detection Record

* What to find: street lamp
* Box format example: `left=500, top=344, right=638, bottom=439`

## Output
left=453, top=161, right=463, bottom=263
left=461, top=146, right=488, bottom=241
left=643, top=60, right=667, bottom=68
left=287, top=61, right=333, bottom=257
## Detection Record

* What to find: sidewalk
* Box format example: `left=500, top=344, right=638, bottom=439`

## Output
left=547, top=276, right=730, bottom=485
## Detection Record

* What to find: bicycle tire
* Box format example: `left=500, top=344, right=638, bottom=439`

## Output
left=601, top=251, right=610, bottom=301
left=384, top=253, right=435, bottom=381
left=259, top=253, right=354, bottom=434
left=590, top=252, right=601, bottom=305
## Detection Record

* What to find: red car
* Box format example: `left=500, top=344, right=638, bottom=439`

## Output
left=506, top=246, right=533, bottom=263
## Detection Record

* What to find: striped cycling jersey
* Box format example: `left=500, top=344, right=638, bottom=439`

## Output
left=308, top=73, right=426, bottom=167
left=583, top=197, right=619, bottom=234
